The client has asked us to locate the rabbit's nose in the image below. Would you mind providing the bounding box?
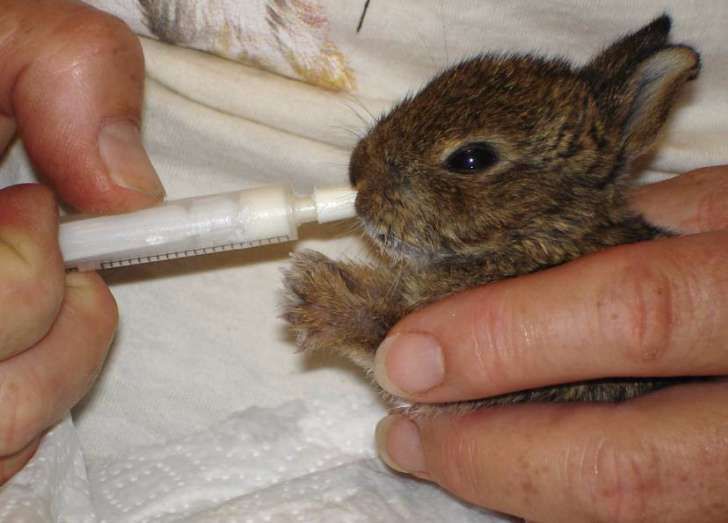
[349,163,361,187]
[348,140,369,188]
[387,163,403,181]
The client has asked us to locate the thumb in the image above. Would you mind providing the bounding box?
[1,0,164,213]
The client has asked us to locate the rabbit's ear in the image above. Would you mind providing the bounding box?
[615,45,699,158]
[585,15,673,85]
[582,15,700,159]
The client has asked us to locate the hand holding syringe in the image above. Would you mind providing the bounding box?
[60,185,357,271]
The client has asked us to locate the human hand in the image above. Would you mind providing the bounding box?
[374,165,728,522]
[0,0,163,482]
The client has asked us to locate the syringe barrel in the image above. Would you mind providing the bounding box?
[60,185,299,271]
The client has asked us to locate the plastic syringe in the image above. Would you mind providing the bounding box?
[59,185,357,272]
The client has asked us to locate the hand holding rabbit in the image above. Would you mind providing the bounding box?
[376,165,728,522]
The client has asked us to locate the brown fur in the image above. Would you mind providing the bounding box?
[282,16,701,414]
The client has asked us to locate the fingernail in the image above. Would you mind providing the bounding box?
[375,333,445,396]
[99,121,165,198]
[375,415,426,475]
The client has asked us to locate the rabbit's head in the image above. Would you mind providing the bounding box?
[350,15,699,265]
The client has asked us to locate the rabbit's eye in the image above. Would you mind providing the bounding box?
[444,143,498,174]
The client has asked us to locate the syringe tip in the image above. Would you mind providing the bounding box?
[313,186,357,224]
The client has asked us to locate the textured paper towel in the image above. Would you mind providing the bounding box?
[2,404,505,523]
[0,2,727,522]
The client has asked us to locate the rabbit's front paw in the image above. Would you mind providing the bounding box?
[281,250,386,368]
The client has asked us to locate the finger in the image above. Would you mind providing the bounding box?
[0,184,65,360]
[377,382,728,522]
[0,115,15,153]
[0,0,163,213]
[374,231,728,402]
[0,437,39,485]
[0,271,117,456]
[631,165,728,234]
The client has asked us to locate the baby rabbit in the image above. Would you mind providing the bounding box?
[282,15,700,413]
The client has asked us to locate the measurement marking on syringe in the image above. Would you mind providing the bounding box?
[60,185,357,272]
[97,235,291,270]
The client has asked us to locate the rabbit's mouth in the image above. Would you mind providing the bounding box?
[360,220,429,263]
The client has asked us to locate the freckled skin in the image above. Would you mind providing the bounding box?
[282,16,702,414]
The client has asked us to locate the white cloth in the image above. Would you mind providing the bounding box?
[0,1,726,521]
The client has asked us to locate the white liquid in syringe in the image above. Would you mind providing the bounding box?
[59,185,357,272]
